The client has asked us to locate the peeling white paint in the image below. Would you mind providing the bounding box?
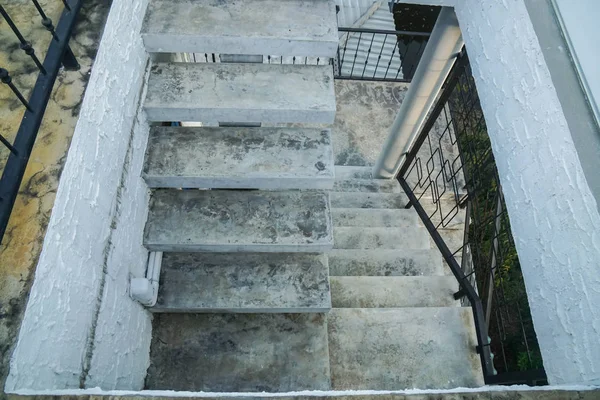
[5,0,152,391]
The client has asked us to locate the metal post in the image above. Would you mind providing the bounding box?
[373,7,464,178]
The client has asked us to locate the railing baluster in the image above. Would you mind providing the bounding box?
[61,0,71,11]
[0,68,32,112]
[0,134,18,156]
[0,5,46,74]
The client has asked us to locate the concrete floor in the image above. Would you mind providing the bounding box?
[0,0,112,390]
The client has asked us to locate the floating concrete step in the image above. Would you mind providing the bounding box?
[328,249,444,277]
[334,166,373,179]
[143,126,334,189]
[152,252,331,313]
[327,308,485,389]
[141,0,338,56]
[330,192,409,209]
[333,227,429,250]
[144,62,336,123]
[332,208,417,227]
[144,190,333,252]
[333,179,401,193]
[147,313,331,391]
[330,276,458,308]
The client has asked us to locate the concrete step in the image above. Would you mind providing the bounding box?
[330,276,458,308]
[335,166,373,179]
[143,126,334,189]
[333,227,429,250]
[141,0,338,57]
[328,249,444,277]
[330,192,409,209]
[152,252,331,313]
[327,308,485,389]
[144,190,333,252]
[333,179,401,193]
[332,208,417,227]
[147,313,331,391]
[144,62,336,123]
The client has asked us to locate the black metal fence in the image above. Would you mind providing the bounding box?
[396,50,547,385]
[0,1,81,244]
[334,27,429,82]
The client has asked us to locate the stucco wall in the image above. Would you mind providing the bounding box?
[5,0,152,391]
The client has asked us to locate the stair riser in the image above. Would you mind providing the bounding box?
[328,250,444,276]
[333,228,429,250]
[332,209,416,227]
[330,192,409,209]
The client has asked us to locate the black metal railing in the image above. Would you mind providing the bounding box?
[396,49,547,385]
[333,27,429,82]
[0,1,81,244]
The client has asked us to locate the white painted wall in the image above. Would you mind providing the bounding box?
[552,0,600,126]
[5,0,152,391]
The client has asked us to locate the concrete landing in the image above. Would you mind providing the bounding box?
[144,190,333,252]
[330,276,458,308]
[141,0,338,56]
[327,308,485,389]
[330,192,409,209]
[333,227,429,250]
[332,208,417,227]
[147,313,331,391]
[328,249,445,277]
[143,126,334,189]
[152,253,331,312]
[333,179,401,193]
[144,62,336,123]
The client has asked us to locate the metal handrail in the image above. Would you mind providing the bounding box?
[0,1,82,244]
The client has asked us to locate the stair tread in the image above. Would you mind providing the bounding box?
[328,307,485,390]
[332,208,417,227]
[141,0,338,56]
[333,179,401,193]
[152,252,331,312]
[334,166,373,179]
[147,313,331,391]
[333,226,429,250]
[144,190,333,252]
[144,126,334,189]
[330,276,458,308]
[144,62,336,123]
[328,249,445,276]
[330,192,409,209]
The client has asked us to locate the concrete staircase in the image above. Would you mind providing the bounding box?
[137,0,484,392]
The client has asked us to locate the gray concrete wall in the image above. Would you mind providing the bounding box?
[524,0,600,214]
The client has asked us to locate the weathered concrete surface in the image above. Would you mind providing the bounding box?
[332,208,417,227]
[330,276,458,308]
[144,63,336,123]
[328,249,445,277]
[141,0,338,56]
[333,227,429,250]
[144,190,333,252]
[327,308,484,389]
[332,80,408,166]
[335,165,373,179]
[0,0,111,391]
[146,313,331,391]
[333,179,401,193]
[144,126,334,189]
[7,389,600,400]
[330,192,408,209]
[152,253,331,312]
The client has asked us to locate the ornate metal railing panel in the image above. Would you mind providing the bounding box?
[397,50,547,385]
[0,0,81,244]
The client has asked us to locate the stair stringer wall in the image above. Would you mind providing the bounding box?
[5,0,153,392]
